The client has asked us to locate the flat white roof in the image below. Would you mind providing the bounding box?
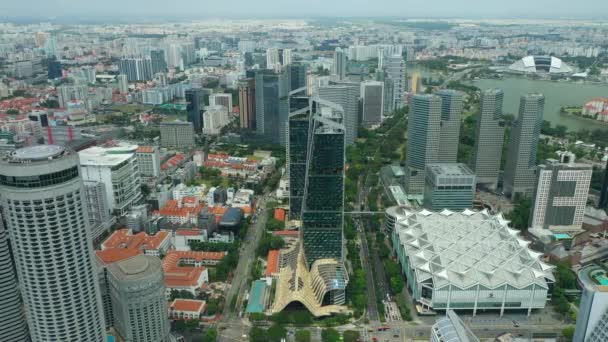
[394,209,555,290]
[79,146,134,167]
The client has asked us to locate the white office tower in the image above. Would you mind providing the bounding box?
[318,81,360,146]
[530,153,592,233]
[84,180,113,243]
[332,47,347,80]
[266,48,280,70]
[360,80,384,127]
[107,255,170,342]
[203,105,230,135]
[282,48,293,66]
[386,54,406,109]
[431,310,479,342]
[0,145,106,342]
[0,214,29,341]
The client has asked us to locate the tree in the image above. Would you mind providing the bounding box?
[562,326,575,342]
[321,328,340,342]
[249,327,266,342]
[295,330,311,342]
[267,324,287,342]
[343,330,360,342]
[270,236,285,249]
[506,198,531,231]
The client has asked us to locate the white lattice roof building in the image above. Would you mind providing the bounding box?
[391,208,555,316]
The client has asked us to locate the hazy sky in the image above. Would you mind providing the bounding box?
[2,0,607,19]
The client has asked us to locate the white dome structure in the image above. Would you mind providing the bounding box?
[508,56,573,75]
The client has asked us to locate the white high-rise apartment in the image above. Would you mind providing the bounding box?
[136,146,161,178]
[203,105,230,135]
[282,48,293,66]
[79,146,142,215]
[0,145,106,342]
[266,48,280,70]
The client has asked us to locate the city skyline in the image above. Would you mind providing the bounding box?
[2,0,608,20]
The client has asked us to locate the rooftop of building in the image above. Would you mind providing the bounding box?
[433,310,479,342]
[102,229,169,251]
[578,264,608,291]
[266,250,280,276]
[96,248,143,265]
[106,254,162,281]
[170,299,206,313]
[136,146,156,154]
[3,144,73,164]
[393,208,555,289]
[79,146,134,167]
[426,163,475,177]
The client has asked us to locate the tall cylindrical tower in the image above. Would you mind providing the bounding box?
[0,213,29,341]
[0,145,106,342]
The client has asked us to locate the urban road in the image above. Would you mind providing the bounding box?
[218,194,269,342]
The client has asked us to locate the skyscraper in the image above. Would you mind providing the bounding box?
[332,47,347,80]
[238,78,256,129]
[404,94,441,197]
[470,89,506,189]
[318,81,360,145]
[288,63,308,92]
[375,69,395,115]
[360,80,384,127]
[288,117,309,219]
[117,74,129,94]
[0,145,106,342]
[255,69,290,145]
[107,255,170,342]
[266,48,280,70]
[47,58,62,79]
[150,49,167,74]
[386,54,406,110]
[503,94,545,200]
[282,48,293,66]
[295,98,348,304]
[599,158,608,209]
[119,56,153,82]
[575,265,608,342]
[185,88,204,132]
[436,89,463,163]
[0,214,29,342]
[530,153,592,233]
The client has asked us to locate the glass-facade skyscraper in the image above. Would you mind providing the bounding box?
[404,94,442,196]
[301,115,345,267]
[470,88,506,189]
[255,70,290,145]
[185,88,204,132]
[503,93,545,200]
[436,89,463,163]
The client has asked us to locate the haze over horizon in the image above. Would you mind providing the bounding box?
[2,0,608,21]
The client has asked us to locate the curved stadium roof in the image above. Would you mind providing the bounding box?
[508,56,573,74]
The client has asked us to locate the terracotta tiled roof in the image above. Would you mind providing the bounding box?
[136,146,155,153]
[171,299,206,313]
[95,248,142,265]
[265,249,280,276]
[102,229,169,251]
[272,230,299,237]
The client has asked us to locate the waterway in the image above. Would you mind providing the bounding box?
[468,77,608,132]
